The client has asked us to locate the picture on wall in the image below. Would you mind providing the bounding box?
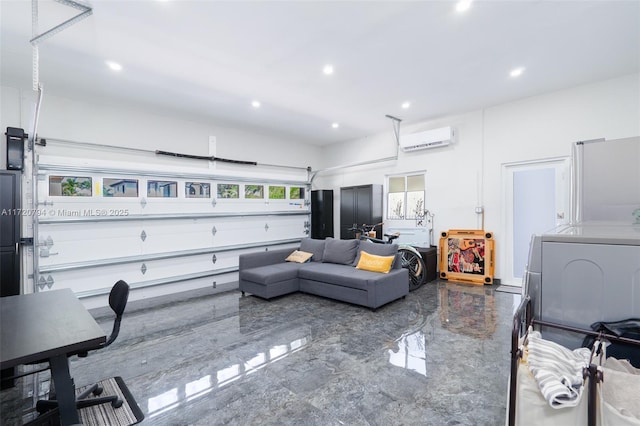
[103,178,139,197]
[148,180,178,198]
[438,229,495,285]
[245,185,264,199]
[289,187,305,199]
[49,176,92,197]
[217,184,239,199]
[268,186,286,199]
[186,182,211,198]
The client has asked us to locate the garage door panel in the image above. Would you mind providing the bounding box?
[38,221,143,265]
[212,216,307,246]
[140,219,216,254]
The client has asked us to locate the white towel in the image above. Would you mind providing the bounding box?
[526,331,591,408]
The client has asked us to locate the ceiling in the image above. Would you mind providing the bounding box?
[1,1,639,145]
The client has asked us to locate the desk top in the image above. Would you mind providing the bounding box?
[1,289,106,369]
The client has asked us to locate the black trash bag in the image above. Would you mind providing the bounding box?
[582,319,640,368]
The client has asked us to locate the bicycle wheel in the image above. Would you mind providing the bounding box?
[398,248,427,291]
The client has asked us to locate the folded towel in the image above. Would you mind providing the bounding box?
[526,331,591,409]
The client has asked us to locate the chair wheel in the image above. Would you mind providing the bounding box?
[93,385,103,396]
[112,399,123,409]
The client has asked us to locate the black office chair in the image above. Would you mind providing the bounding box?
[36,280,130,414]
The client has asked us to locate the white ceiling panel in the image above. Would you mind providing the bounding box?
[1,0,639,145]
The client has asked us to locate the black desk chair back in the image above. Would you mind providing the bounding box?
[36,280,130,415]
[102,279,129,348]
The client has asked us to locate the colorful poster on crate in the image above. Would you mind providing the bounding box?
[446,237,486,275]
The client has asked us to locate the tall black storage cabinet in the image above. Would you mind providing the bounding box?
[1,170,20,297]
[311,190,334,239]
[340,184,382,240]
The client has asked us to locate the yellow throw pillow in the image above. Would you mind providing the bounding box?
[285,250,313,263]
[355,250,395,273]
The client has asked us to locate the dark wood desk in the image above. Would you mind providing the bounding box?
[1,289,106,425]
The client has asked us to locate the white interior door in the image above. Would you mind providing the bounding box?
[502,157,570,286]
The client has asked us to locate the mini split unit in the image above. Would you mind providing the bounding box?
[399,126,454,152]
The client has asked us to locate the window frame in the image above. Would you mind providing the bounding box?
[385,172,426,221]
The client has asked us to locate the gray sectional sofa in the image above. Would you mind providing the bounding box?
[239,237,409,309]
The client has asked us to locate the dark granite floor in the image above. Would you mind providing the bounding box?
[1,280,521,425]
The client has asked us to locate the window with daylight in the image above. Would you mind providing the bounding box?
[387,174,425,220]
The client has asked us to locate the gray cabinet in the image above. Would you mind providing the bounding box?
[340,184,382,240]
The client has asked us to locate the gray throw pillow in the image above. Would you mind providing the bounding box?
[299,238,326,262]
[322,238,359,265]
[353,242,399,266]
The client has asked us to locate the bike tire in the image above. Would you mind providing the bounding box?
[398,248,427,291]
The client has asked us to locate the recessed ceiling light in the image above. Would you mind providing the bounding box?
[455,0,472,13]
[401,102,411,109]
[105,61,122,71]
[323,64,334,75]
[510,67,526,78]
[251,100,261,108]
[331,123,339,129]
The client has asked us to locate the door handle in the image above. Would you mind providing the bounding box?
[39,248,59,258]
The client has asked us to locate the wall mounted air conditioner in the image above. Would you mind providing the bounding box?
[399,126,454,152]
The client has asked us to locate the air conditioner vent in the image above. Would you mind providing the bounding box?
[400,126,454,152]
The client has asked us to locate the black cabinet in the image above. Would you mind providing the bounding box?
[311,190,333,239]
[1,170,20,297]
[1,170,20,388]
[340,184,382,239]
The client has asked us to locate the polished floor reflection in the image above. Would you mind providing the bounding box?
[1,281,520,425]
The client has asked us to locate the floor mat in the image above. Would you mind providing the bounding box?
[495,285,522,294]
[27,376,144,426]
[78,376,144,426]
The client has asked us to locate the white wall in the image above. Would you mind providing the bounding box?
[313,109,485,239]
[315,73,640,280]
[1,87,321,170]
